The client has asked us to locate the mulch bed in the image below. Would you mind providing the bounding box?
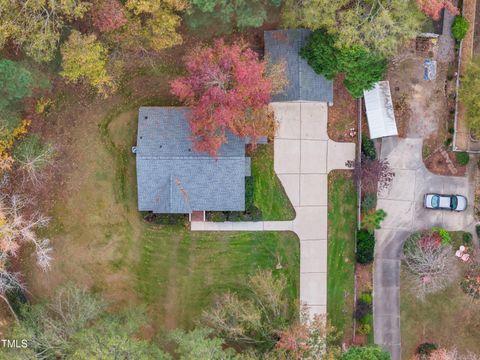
[424,147,467,176]
[328,75,358,142]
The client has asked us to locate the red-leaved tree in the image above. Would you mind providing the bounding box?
[171,39,285,156]
[91,0,128,33]
[416,0,459,20]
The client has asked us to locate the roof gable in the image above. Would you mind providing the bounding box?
[136,107,248,214]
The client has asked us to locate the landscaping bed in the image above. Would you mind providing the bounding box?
[327,76,358,142]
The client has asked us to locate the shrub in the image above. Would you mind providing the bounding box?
[361,209,387,233]
[13,134,55,182]
[451,16,469,42]
[227,212,244,222]
[355,299,372,320]
[362,135,377,160]
[360,291,373,305]
[357,323,371,336]
[207,212,227,222]
[143,213,188,225]
[340,345,390,360]
[455,151,470,165]
[417,342,438,356]
[357,229,375,264]
[463,232,473,247]
[432,227,451,245]
[361,193,377,212]
[461,270,480,299]
[476,224,480,238]
[360,313,373,326]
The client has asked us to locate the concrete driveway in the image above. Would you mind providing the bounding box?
[374,137,476,360]
[192,102,356,319]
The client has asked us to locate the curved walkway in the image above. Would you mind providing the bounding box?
[192,102,355,317]
[374,137,476,360]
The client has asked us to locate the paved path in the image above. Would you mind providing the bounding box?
[192,102,355,317]
[374,137,476,360]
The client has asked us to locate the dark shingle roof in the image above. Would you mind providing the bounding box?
[136,107,248,214]
[264,29,333,103]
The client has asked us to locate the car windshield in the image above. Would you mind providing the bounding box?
[451,196,457,210]
[431,195,439,208]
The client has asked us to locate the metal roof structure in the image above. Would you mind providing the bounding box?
[363,81,398,139]
[264,29,333,103]
[136,107,250,214]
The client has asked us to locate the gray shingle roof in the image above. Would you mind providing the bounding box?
[264,29,333,103]
[136,107,248,214]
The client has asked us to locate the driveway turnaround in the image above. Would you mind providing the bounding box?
[374,137,476,360]
[192,102,355,318]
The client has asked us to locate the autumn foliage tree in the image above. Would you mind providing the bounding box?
[346,154,395,193]
[171,40,285,156]
[91,0,128,32]
[60,31,115,96]
[416,0,459,20]
[122,0,186,51]
[0,0,90,62]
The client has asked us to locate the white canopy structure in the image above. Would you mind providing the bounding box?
[363,81,398,139]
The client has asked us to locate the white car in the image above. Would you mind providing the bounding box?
[424,193,467,212]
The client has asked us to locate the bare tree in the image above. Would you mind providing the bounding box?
[403,235,458,300]
[0,195,53,322]
[0,195,53,270]
[429,347,480,360]
[201,269,291,349]
[0,270,24,322]
[346,154,395,193]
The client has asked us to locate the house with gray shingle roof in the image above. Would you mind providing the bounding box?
[135,107,252,215]
[264,29,333,104]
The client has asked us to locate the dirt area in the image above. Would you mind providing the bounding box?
[387,36,465,176]
[424,147,467,176]
[328,75,358,142]
[356,264,373,294]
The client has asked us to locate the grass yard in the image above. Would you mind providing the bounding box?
[22,96,300,332]
[327,171,357,340]
[401,268,480,358]
[250,144,296,221]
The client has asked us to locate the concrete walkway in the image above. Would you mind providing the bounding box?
[374,137,476,360]
[192,102,355,317]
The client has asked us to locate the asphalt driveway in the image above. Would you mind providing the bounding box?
[373,137,476,360]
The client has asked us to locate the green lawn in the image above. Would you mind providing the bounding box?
[250,144,295,221]
[327,171,357,340]
[24,99,299,331]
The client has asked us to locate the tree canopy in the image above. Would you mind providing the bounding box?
[300,29,388,98]
[283,0,425,57]
[416,0,458,20]
[121,0,186,51]
[186,0,281,32]
[0,60,33,111]
[60,31,115,96]
[0,0,90,62]
[171,39,285,156]
[340,345,391,360]
[91,0,128,33]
